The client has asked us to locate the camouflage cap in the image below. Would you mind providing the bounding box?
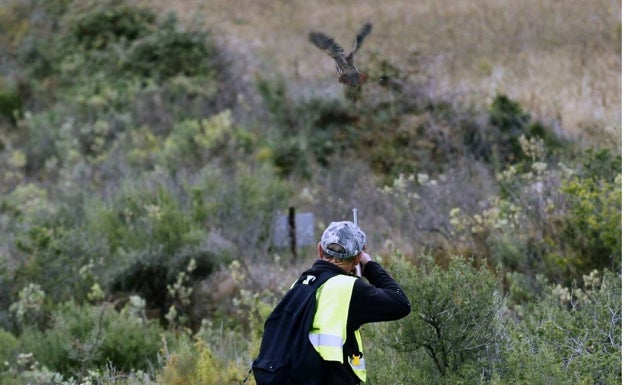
[320,221,366,259]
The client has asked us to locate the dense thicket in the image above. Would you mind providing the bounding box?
[0,1,620,384]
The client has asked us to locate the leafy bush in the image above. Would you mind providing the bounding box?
[8,0,226,178]
[497,270,621,384]
[0,328,19,371]
[93,181,200,255]
[561,149,621,274]
[160,110,254,171]
[126,14,217,80]
[367,257,621,385]
[19,300,165,376]
[450,139,620,286]
[368,254,503,383]
[68,0,156,50]
[463,94,564,166]
[257,78,353,177]
[0,83,23,126]
[12,224,89,304]
[487,94,531,160]
[8,283,46,330]
[17,111,61,175]
[159,338,244,385]
[42,0,158,84]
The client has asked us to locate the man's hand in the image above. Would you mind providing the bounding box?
[359,251,372,270]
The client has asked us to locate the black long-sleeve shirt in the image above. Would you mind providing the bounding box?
[306,259,411,384]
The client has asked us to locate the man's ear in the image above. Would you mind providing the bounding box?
[317,243,324,258]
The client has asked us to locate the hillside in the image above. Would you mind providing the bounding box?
[0,1,621,384]
[141,0,621,140]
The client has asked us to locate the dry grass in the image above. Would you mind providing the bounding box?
[133,0,621,145]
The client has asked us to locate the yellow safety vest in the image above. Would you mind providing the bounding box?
[308,274,366,383]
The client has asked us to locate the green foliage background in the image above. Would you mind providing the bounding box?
[0,1,620,384]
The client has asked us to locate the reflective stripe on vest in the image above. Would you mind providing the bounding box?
[309,274,366,382]
[351,330,366,382]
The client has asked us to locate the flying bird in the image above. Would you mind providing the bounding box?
[309,23,372,87]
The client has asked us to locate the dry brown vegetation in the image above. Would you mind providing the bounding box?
[136,0,621,144]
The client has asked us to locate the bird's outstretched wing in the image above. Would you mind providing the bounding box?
[309,32,348,69]
[350,22,372,58]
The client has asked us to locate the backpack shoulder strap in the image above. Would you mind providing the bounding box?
[294,270,339,291]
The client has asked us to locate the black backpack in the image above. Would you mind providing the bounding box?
[252,270,338,385]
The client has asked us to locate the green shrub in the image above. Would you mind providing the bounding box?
[561,149,621,274]
[9,203,101,305]
[84,177,202,256]
[10,0,223,156]
[0,328,19,371]
[126,14,217,80]
[489,94,530,137]
[17,111,61,175]
[41,0,157,83]
[462,94,563,167]
[19,300,165,376]
[189,164,291,256]
[256,78,324,177]
[305,99,360,167]
[2,1,69,84]
[498,270,621,384]
[160,110,253,171]
[271,138,310,178]
[369,254,503,383]
[0,84,23,126]
[450,140,620,287]
[68,0,156,50]
[8,283,46,331]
